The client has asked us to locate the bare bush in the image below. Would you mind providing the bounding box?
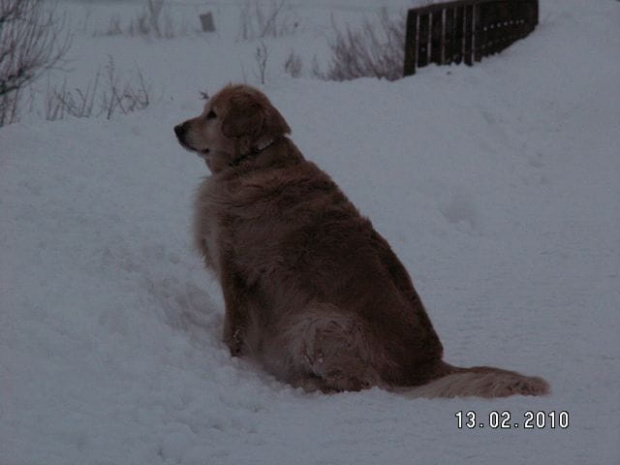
[127,0,175,39]
[238,0,300,41]
[0,0,71,126]
[76,6,93,35]
[98,0,178,39]
[100,57,150,119]
[103,14,123,37]
[45,74,99,120]
[253,41,269,85]
[283,51,302,78]
[315,8,406,82]
[45,57,151,121]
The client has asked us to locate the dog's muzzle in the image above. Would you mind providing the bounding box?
[174,122,189,143]
[174,122,203,155]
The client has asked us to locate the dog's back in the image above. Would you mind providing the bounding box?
[195,137,448,392]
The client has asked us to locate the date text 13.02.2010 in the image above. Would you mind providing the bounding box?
[455,411,569,430]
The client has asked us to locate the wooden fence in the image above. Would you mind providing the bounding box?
[404,0,538,76]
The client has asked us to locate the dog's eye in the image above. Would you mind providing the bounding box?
[207,110,217,120]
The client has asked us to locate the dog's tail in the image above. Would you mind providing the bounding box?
[395,362,550,399]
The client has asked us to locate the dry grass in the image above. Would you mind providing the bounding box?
[237,0,300,41]
[283,51,303,78]
[315,8,406,82]
[97,0,180,39]
[45,57,151,121]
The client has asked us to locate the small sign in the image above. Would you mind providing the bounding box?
[200,12,215,32]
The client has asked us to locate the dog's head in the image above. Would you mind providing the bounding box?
[174,84,291,173]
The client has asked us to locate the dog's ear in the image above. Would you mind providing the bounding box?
[221,92,290,155]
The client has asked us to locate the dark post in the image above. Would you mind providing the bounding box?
[430,10,444,65]
[404,10,418,76]
[453,5,464,65]
[199,12,215,32]
[464,4,474,66]
[474,2,485,61]
[444,7,454,65]
[418,12,431,69]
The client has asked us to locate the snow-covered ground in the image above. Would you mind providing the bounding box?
[1,1,619,464]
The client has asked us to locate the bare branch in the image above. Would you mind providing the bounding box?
[1,0,71,125]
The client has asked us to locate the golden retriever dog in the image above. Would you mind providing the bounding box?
[174,84,549,397]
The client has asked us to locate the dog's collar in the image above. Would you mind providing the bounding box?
[228,137,279,167]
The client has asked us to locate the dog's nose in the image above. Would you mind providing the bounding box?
[174,122,188,139]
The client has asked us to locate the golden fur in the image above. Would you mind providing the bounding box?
[174,84,549,397]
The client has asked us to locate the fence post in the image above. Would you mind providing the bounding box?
[453,5,464,65]
[418,12,431,69]
[464,4,474,66]
[444,7,454,65]
[474,2,484,62]
[430,9,444,65]
[404,10,418,76]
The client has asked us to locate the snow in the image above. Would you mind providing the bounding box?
[1,0,619,464]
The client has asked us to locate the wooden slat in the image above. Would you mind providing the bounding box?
[418,12,431,68]
[464,4,474,66]
[444,8,454,65]
[430,10,444,65]
[474,2,484,61]
[404,10,418,76]
[492,1,514,54]
[452,5,464,65]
